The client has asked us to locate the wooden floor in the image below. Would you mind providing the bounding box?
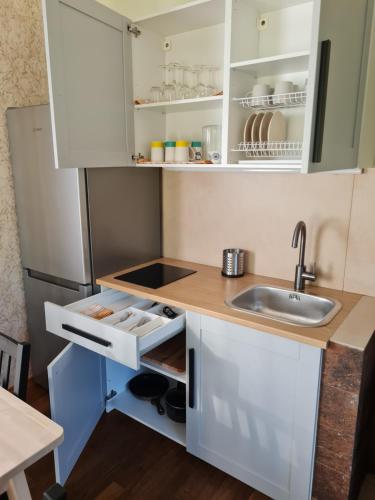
[25,380,269,500]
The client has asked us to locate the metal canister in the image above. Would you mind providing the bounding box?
[222,249,245,278]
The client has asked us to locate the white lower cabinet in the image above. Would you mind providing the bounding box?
[45,297,321,498]
[186,312,322,500]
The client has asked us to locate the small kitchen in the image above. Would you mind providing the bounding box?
[1,1,375,500]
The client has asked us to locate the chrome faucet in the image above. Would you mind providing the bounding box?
[291,221,316,292]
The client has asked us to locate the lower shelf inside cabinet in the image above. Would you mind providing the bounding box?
[106,387,186,447]
[141,331,186,384]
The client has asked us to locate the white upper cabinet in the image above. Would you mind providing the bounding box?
[226,0,375,172]
[42,0,134,168]
[302,0,374,172]
[42,0,375,172]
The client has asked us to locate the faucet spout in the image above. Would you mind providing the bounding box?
[291,221,306,268]
[291,221,316,292]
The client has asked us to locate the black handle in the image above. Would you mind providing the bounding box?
[62,324,112,347]
[189,348,195,409]
[151,398,165,415]
[312,39,331,163]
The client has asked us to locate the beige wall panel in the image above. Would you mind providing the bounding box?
[163,171,354,290]
[344,169,375,296]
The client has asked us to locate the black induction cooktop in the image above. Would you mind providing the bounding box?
[115,263,196,289]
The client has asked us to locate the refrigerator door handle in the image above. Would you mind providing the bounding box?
[25,269,91,294]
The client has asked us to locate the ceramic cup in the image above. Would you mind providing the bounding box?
[273,81,294,104]
[252,83,272,106]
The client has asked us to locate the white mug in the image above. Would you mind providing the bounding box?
[251,83,271,106]
[273,81,294,104]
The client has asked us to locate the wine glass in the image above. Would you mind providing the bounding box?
[163,84,176,102]
[150,86,162,103]
[206,66,220,96]
[178,66,193,99]
[191,65,207,97]
[160,64,172,100]
[173,63,187,99]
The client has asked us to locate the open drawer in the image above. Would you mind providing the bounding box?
[45,289,185,370]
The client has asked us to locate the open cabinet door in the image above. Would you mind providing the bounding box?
[302,0,374,173]
[42,0,134,168]
[48,343,106,484]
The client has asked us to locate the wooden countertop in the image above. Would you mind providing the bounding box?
[97,258,362,349]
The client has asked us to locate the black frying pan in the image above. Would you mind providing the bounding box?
[128,373,169,415]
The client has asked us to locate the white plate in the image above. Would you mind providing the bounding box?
[267,111,287,142]
[243,112,257,143]
[251,112,264,143]
[259,111,273,143]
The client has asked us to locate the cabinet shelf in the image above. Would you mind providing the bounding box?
[233,91,307,110]
[106,387,186,446]
[136,163,301,172]
[230,51,310,76]
[134,95,223,113]
[141,332,186,384]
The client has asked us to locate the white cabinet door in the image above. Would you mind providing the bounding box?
[48,343,106,484]
[303,0,374,172]
[187,313,322,500]
[42,0,134,168]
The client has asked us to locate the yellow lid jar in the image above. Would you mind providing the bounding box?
[150,141,164,163]
[175,140,189,163]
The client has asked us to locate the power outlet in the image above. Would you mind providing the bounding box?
[163,38,172,51]
[257,16,269,31]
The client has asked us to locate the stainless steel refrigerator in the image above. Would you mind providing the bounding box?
[7,104,161,387]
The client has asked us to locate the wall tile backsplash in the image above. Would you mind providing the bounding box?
[163,169,375,296]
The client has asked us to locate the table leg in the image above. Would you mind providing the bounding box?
[7,471,32,500]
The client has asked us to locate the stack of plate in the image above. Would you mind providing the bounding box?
[243,110,287,145]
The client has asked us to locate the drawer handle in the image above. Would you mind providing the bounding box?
[62,324,112,347]
[312,39,331,163]
[189,348,195,409]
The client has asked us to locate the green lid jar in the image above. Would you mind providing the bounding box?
[164,141,176,162]
[190,141,202,161]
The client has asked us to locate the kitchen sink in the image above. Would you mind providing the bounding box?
[226,285,342,327]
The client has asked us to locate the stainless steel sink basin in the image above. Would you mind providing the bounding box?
[226,285,342,327]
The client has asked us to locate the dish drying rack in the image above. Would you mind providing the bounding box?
[233,91,307,110]
[232,141,303,159]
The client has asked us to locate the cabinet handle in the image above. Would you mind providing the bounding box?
[62,324,112,347]
[189,348,195,409]
[312,39,331,163]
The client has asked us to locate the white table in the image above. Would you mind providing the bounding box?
[0,387,63,499]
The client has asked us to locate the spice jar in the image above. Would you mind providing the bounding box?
[151,141,164,163]
[164,141,176,162]
[175,140,189,163]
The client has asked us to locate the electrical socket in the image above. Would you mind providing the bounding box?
[163,39,172,51]
[257,16,269,31]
